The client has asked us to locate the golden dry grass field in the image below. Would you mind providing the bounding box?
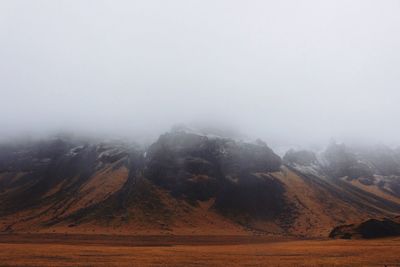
[0,234,399,266]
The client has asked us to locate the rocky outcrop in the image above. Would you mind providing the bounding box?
[145,130,285,219]
[283,149,318,166]
[330,217,400,239]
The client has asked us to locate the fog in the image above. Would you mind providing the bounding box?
[1,1,400,149]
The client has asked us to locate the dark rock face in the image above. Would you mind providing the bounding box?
[214,173,286,220]
[219,139,282,174]
[355,145,400,176]
[145,131,286,218]
[144,132,221,201]
[323,143,373,179]
[329,217,400,239]
[145,132,281,183]
[283,149,318,166]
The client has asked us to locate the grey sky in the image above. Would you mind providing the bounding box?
[1,0,400,148]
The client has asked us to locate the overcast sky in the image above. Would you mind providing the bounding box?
[1,0,400,148]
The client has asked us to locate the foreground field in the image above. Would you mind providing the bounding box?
[0,234,399,266]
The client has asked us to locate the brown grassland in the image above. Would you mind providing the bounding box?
[0,234,399,266]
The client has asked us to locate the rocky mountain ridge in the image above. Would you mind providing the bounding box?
[0,130,399,237]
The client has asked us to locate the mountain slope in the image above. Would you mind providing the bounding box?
[0,132,399,237]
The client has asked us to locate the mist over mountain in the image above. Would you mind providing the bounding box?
[1,1,400,149]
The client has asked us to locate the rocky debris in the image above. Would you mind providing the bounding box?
[329,217,400,239]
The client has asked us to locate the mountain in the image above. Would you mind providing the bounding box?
[0,130,399,237]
